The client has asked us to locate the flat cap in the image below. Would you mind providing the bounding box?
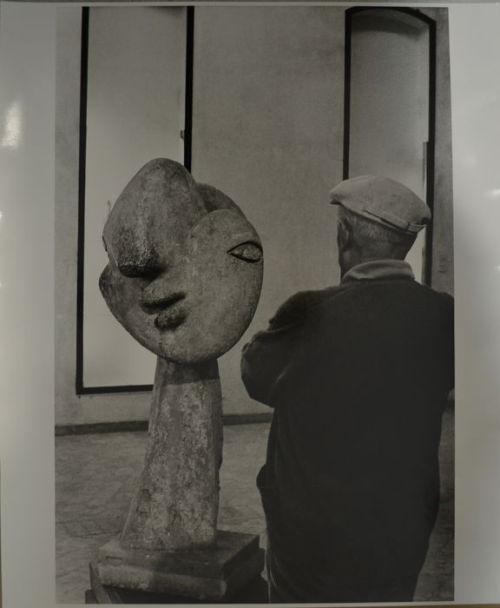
[329,175,431,235]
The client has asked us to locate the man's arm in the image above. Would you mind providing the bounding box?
[240,290,321,407]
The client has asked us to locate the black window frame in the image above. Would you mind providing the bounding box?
[343,7,436,286]
[75,6,195,395]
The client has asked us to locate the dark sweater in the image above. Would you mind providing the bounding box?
[241,263,454,601]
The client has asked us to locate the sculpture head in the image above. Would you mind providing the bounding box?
[99,159,263,364]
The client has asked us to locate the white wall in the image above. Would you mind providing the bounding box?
[192,6,345,415]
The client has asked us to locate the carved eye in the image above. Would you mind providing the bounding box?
[228,241,262,263]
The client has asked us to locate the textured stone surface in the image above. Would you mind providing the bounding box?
[99,158,264,364]
[88,562,268,604]
[120,359,222,551]
[95,531,264,599]
[96,159,264,573]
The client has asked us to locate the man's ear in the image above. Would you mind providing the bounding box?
[337,219,351,253]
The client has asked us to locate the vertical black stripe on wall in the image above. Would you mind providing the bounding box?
[75,7,89,394]
[184,7,194,171]
[343,12,352,181]
[424,17,437,286]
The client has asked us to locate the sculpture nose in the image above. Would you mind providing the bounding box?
[119,261,163,280]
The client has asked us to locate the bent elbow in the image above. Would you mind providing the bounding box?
[240,356,274,408]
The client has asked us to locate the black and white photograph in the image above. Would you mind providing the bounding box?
[50,4,455,604]
[6,0,500,606]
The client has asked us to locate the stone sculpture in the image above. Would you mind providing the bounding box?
[93,159,264,599]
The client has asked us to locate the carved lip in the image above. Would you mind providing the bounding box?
[141,292,185,314]
[141,292,187,331]
[155,308,187,331]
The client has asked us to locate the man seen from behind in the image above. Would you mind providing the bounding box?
[241,175,454,603]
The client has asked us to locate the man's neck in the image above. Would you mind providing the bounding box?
[341,259,414,283]
[340,253,405,277]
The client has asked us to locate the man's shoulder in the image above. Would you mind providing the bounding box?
[411,282,454,310]
[270,280,453,328]
[354,276,454,305]
[270,284,350,327]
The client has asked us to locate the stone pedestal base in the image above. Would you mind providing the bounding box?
[89,530,266,603]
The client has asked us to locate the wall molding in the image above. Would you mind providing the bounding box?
[55,412,272,436]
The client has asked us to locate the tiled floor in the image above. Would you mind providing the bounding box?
[56,412,453,603]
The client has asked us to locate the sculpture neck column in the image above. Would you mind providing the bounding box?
[120,357,223,552]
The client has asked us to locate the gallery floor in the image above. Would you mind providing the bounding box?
[56,411,454,604]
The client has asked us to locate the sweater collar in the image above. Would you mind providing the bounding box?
[341,259,415,284]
